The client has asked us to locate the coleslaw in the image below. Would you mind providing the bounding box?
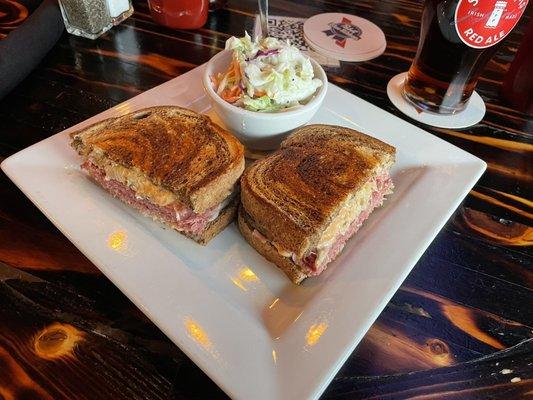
[211,33,323,112]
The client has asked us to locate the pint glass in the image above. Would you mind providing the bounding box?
[403,0,529,114]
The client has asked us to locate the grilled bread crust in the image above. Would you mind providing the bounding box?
[238,207,307,284]
[240,124,395,258]
[71,106,245,213]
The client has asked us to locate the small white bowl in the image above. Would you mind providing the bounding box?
[203,50,328,150]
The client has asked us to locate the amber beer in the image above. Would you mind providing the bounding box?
[403,0,529,114]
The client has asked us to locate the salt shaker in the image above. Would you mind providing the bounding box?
[107,0,134,25]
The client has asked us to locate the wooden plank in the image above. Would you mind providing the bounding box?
[327,339,533,399]
[0,279,174,399]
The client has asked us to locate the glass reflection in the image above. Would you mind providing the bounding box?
[184,317,212,349]
[230,266,260,291]
[107,229,128,252]
[306,322,328,347]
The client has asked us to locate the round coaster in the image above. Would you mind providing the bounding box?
[387,72,486,129]
[303,13,386,62]
[304,32,386,62]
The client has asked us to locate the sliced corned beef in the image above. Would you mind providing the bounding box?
[83,161,225,235]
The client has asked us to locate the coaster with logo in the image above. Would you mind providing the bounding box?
[303,13,386,62]
[387,72,486,129]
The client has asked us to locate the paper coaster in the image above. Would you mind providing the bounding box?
[304,32,386,62]
[303,13,386,62]
[387,72,486,129]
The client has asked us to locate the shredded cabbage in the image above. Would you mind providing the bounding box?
[211,33,323,112]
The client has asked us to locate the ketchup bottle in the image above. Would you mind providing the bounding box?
[148,0,209,30]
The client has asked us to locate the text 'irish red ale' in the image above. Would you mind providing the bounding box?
[403,0,529,114]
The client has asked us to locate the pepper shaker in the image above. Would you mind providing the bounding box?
[58,0,133,39]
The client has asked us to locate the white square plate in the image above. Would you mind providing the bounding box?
[1,65,486,400]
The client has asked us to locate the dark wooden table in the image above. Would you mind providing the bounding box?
[1,0,532,399]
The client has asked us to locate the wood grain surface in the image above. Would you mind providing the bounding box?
[0,0,531,399]
[0,0,28,39]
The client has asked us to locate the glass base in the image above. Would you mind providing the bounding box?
[401,86,468,116]
[64,24,113,39]
[387,72,486,129]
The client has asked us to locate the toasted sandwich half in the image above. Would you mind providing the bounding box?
[239,124,395,284]
[71,106,245,244]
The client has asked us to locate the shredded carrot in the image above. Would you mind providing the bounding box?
[232,57,241,80]
[220,90,236,102]
[217,71,232,95]
[211,56,245,101]
[254,90,266,97]
[220,85,243,103]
